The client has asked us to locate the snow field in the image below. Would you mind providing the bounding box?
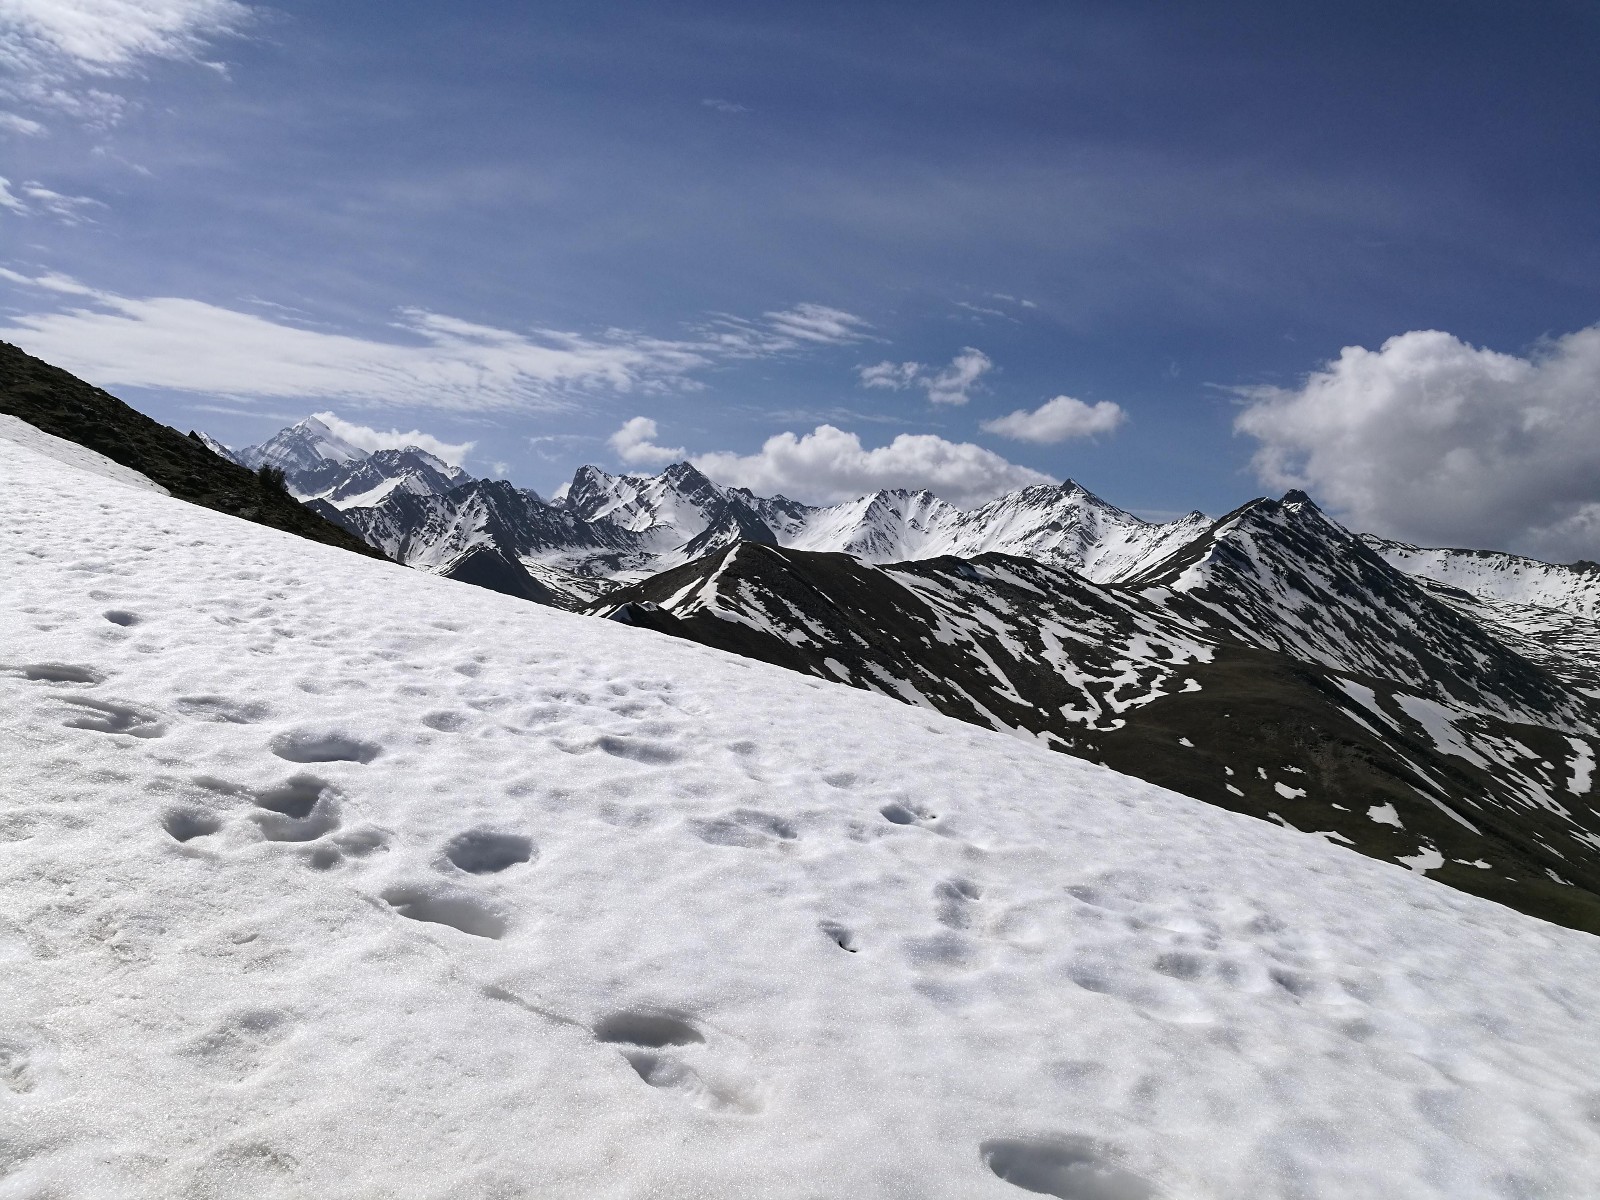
[2,431,1600,1199]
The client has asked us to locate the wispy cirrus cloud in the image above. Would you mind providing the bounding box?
[701,98,749,114]
[0,268,872,414]
[0,176,104,223]
[859,347,992,406]
[0,0,254,130]
[700,303,873,356]
[308,412,475,467]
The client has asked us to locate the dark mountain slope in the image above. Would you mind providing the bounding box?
[592,540,1600,934]
[0,341,384,559]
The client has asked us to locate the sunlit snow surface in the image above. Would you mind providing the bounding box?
[3,431,1600,1200]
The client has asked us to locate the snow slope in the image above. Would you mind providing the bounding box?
[0,413,168,496]
[1365,535,1600,621]
[3,431,1600,1199]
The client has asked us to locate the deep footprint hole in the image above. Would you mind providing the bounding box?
[164,808,222,843]
[382,887,507,939]
[820,921,859,953]
[980,1137,1155,1200]
[22,663,103,684]
[254,775,330,820]
[271,731,381,764]
[445,830,535,874]
[102,610,138,627]
[592,1011,704,1048]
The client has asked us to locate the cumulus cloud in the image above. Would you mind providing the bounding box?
[1235,325,1600,560]
[309,412,474,468]
[608,416,685,467]
[981,394,1126,443]
[691,423,1052,507]
[858,348,992,406]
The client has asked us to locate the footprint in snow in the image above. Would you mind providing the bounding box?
[382,884,508,939]
[934,877,983,930]
[880,801,937,826]
[176,695,270,724]
[980,1135,1156,1200]
[596,734,683,765]
[592,1010,761,1114]
[59,697,166,738]
[443,829,535,874]
[690,809,798,849]
[181,1008,293,1081]
[12,662,105,683]
[820,920,860,953]
[0,1029,55,1096]
[163,807,223,844]
[102,610,139,627]
[270,730,381,764]
[251,775,341,843]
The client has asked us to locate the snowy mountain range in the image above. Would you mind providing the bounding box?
[214,417,1213,604]
[188,414,1600,934]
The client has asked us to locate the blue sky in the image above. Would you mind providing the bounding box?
[4,2,1600,553]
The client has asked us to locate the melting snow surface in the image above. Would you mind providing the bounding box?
[3,432,1600,1198]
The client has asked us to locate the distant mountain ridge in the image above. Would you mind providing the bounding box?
[212,416,1214,605]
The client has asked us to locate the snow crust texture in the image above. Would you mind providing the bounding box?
[4,433,1600,1199]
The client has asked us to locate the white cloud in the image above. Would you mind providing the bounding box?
[0,269,868,418]
[701,98,749,114]
[859,360,920,390]
[0,178,105,223]
[0,110,43,135]
[702,303,871,356]
[1235,325,1600,560]
[692,423,1052,507]
[0,269,716,411]
[981,394,1126,443]
[858,347,992,406]
[308,412,474,468]
[0,0,253,128]
[608,416,685,467]
[766,303,870,345]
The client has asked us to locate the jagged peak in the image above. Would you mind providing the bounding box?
[659,460,715,487]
